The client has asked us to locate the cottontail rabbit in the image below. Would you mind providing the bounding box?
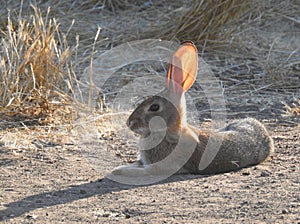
[111,41,274,177]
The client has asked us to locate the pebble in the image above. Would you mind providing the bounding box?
[242,171,250,176]
[260,171,270,177]
[26,214,37,219]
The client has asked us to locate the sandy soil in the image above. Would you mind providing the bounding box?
[0,119,299,223]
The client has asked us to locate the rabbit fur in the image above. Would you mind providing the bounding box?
[111,41,274,177]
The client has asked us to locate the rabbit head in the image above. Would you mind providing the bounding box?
[127,41,198,137]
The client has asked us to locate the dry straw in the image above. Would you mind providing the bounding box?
[164,0,251,49]
[0,6,78,125]
[0,0,299,127]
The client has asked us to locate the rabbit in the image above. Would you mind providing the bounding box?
[111,41,274,177]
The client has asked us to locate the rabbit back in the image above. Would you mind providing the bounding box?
[183,118,274,174]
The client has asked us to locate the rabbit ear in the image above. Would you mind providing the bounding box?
[167,41,198,94]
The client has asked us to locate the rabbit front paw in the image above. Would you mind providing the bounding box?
[111,164,147,177]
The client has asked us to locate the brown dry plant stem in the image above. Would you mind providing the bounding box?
[0,6,77,124]
[169,0,251,49]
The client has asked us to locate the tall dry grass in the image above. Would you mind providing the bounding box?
[168,0,251,49]
[0,1,298,126]
[0,6,78,124]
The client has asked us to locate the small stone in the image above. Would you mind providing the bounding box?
[26,214,37,219]
[241,201,249,206]
[282,209,289,214]
[242,171,250,176]
[260,171,270,177]
[4,188,14,192]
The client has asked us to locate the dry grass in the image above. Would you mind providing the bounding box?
[0,0,299,129]
[167,0,251,49]
[166,0,299,110]
[284,99,300,117]
[0,6,78,125]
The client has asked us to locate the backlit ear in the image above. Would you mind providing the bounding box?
[167,41,198,94]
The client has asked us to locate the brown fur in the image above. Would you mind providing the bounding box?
[131,117,274,175]
[111,42,274,177]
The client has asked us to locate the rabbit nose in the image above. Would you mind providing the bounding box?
[126,119,130,127]
[127,119,138,130]
[127,119,133,128]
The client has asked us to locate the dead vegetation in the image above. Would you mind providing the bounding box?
[0,0,299,141]
[166,0,252,49]
[284,99,300,117]
[0,6,79,125]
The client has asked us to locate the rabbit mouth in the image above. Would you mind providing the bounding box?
[131,127,151,137]
[127,120,149,136]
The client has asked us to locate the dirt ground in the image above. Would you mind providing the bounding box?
[1,1,300,223]
[0,121,299,223]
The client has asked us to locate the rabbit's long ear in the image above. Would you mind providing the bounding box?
[167,41,198,94]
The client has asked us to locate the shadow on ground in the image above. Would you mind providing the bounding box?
[0,175,203,221]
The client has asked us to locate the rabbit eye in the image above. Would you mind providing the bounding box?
[149,104,160,112]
